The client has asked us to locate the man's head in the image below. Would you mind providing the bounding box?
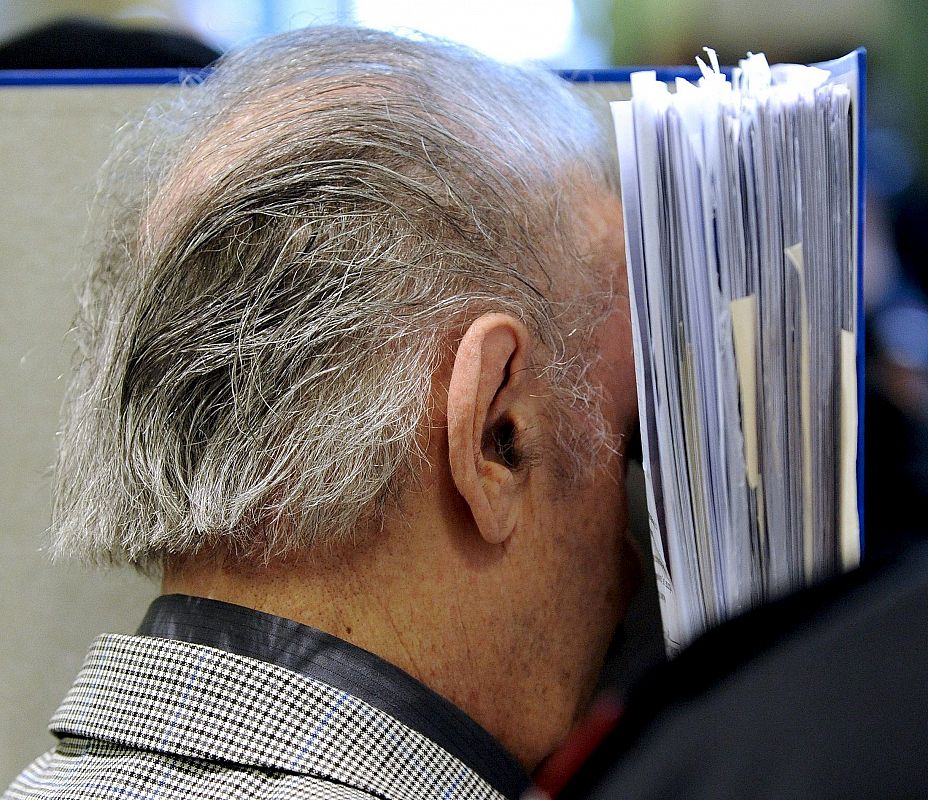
[54,26,638,767]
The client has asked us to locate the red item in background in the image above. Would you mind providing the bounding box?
[528,692,624,799]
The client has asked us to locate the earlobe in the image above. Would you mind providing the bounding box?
[446,313,532,546]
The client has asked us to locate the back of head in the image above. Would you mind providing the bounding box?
[53,25,618,572]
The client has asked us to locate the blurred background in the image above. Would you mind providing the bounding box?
[2,0,927,787]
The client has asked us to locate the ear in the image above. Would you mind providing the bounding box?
[446,313,534,545]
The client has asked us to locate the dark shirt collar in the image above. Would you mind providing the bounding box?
[138,594,530,800]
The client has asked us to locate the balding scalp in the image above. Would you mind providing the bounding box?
[53,26,618,571]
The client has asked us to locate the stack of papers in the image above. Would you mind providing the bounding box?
[612,50,863,653]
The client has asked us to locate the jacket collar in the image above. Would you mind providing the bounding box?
[136,594,529,798]
[51,633,511,800]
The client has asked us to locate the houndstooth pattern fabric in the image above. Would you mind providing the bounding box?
[4,634,509,800]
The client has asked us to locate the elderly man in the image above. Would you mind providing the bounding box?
[5,25,638,800]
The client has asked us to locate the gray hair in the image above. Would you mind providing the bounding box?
[52,26,619,572]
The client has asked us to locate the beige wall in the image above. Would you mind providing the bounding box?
[0,84,169,786]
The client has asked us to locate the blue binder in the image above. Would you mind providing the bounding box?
[600,51,866,651]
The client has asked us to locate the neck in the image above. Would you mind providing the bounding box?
[162,516,581,771]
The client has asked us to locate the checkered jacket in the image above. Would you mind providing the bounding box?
[4,634,509,800]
